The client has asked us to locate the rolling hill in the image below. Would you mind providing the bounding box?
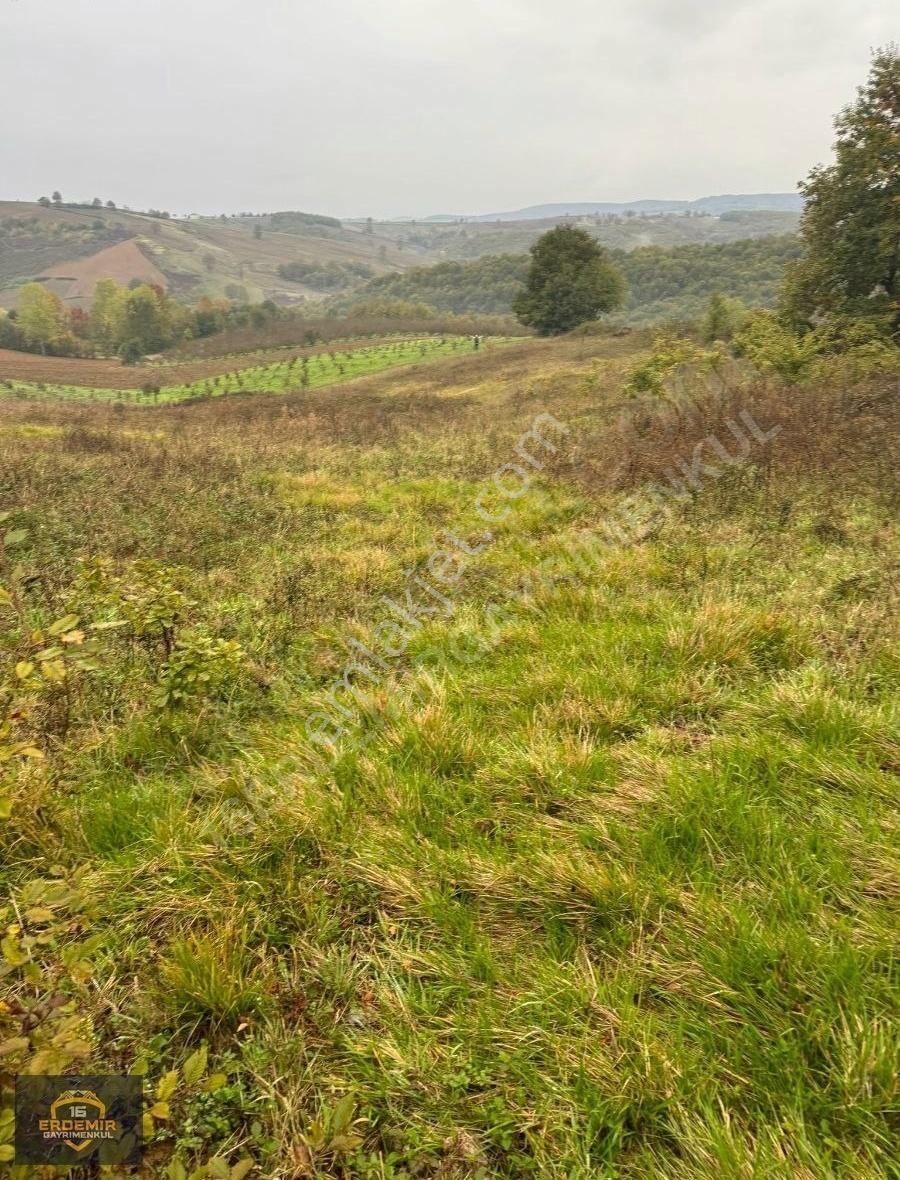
[0,201,407,309]
[0,197,801,313]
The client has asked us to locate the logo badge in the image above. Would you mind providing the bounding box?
[13,1075,142,1165]
[48,1088,111,1153]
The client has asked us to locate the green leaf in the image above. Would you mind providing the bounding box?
[331,1093,355,1134]
[40,659,67,683]
[23,906,54,923]
[4,529,28,547]
[330,1132,363,1152]
[48,614,80,636]
[183,1043,208,1086]
[230,1160,255,1180]
[1,935,27,967]
[156,1068,179,1101]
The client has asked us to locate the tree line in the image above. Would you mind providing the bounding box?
[0,281,285,362]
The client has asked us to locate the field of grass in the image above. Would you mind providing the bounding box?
[0,336,515,405]
[1,334,897,1178]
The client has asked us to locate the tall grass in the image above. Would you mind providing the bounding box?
[0,333,897,1177]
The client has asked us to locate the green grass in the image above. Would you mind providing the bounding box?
[0,335,515,405]
[1,335,897,1178]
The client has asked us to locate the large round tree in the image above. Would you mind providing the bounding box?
[781,46,900,334]
[513,225,626,335]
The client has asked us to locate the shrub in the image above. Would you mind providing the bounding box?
[158,633,246,709]
[624,333,726,396]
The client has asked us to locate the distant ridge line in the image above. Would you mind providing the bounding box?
[422,193,803,222]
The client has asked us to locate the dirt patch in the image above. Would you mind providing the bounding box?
[0,350,136,387]
[38,239,168,307]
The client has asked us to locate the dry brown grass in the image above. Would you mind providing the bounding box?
[561,371,900,503]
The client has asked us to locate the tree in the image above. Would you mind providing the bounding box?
[119,284,173,356]
[702,293,750,343]
[17,283,68,353]
[513,225,625,335]
[91,197,102,208]
[781,46,900,334]
[51,191,62,205]
[91,279,127,353]
[0,311,24,350]
[37,196,51,208]
[106,200,117,209]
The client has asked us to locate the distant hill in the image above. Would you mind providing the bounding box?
[0,201,407,309]
[0,196,802,311]
[390,209,802,261]
[457,193,803,222]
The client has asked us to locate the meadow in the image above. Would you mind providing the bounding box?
[0,335,514,405]
[1,331,898,1178]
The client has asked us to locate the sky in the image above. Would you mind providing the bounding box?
[0,0,895,219]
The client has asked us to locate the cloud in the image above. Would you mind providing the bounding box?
[0,0,894,217]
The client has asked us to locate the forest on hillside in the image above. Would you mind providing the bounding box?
[334,234,804,323]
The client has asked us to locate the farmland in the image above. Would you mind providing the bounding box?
[0,335,517,404]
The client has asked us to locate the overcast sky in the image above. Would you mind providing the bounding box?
[0,0,895,219]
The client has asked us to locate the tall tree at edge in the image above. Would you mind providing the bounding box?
[781,46,900,334]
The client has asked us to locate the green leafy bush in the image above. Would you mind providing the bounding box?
[158,633,246,709]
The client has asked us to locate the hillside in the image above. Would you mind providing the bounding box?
[0,200,800,313]
[0,201,407,309]
[1,332,897,1178]
[618,234,805,324]
[379,209,801,261]
[333,235,804,322]
[36,239,170,309]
